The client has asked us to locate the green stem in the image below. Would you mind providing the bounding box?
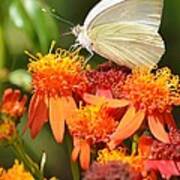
[10,136,44,180]
[0,25,5,95]
[131,134,139,155]
[65,134,80,180]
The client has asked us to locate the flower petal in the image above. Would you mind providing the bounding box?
[96,89,113,98]
[11,89,21,102]
[145,160,180,179]
[63,97,76,119]
[49,97,65,143]
[72,138,81,162]
[83,93,129,108]
[138,136,153,157]
[83,93,105,105]
[2,88,13,102]
[30,96,48,138]
[80,141,90,170]
[164,113,177,129]
[27,94,39,128]
[112,106,136,133]
[106,99,129,108]
[148,115,170,143]
[109,110,145,149]
[20,95,27,108]
[72,146,80,162]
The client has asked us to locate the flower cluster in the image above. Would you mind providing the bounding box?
[0,89,27,143]
[22,45,180,179]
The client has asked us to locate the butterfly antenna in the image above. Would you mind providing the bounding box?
[62,31,73,36]
[41,8,74,27]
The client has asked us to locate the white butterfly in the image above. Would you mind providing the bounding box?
[72,0,165,69]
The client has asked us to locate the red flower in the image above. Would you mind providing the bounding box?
[145,129,180,179]
[26,48,88,142]
[145,160,180,179]
[85,62,130,98]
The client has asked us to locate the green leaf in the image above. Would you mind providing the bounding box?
[22,0,59,52]
[0,25,5,69]
[9,69,32,91]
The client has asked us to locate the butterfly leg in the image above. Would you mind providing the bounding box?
[69,42,81,51]
[84,50,94,64]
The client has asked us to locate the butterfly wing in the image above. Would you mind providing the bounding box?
[84,0,165,68]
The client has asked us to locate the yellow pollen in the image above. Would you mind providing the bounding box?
[120,67,180,113]
[28,48,85,74]
[26,46,89,97]
[67,104,118,144]
[97,149,144,172]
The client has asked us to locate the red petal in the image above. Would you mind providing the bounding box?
[49,97,65,143]
[109,110,145,149]
[138,136,153,157]
[20,95,27,107]
[27,94,39,128]
[96,89,113,98]
[30,96,48,138]
[164,113,177,129]
[80,141,90,170]
[2,88,13,103]
[11,89,21,102]
[145,160,180,179]
[148,115,170,143]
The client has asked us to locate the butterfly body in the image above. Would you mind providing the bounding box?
[72,25,93,54]
[72,0,165,68]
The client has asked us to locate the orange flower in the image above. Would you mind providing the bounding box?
[0,89,27,119]
[109,67,180,149]
[0,160,34,180]
[66,100,127,170]
[26,46,88,143]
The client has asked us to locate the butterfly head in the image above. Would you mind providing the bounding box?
[71,25,83,37]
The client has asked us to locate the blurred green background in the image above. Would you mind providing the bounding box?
[0,0,180,179]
